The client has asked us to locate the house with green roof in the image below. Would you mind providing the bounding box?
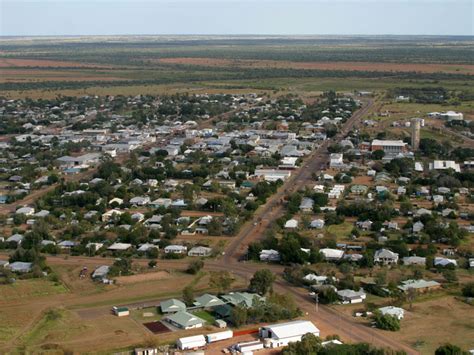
[221,292,264,308]
[165,311,206,329]
[160,299,186,314]
[194,293,225,309]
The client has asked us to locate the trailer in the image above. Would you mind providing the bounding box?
[176,335,206,350]
[236,340,264,352]
[205,330,233,343]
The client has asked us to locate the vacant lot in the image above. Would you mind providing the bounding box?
[158,57,474,75]
[0,279,68,302]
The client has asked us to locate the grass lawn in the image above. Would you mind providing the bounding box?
[326,222,353,239]
[193,310,215,324]
[0,279,68,301]
[130,307,162,323]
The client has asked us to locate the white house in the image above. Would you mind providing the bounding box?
[429,160,461,173]
[320,248,344,261]
[374,249,399,265]
[260,249,281,262]
[164,245,188,254]
[15,206,35,216]
[378,306,404,320]
[337,289,366,304]
[259,320,320,348]
[330,153,344,168]
[177,335,206,351]
[284,219,298,229]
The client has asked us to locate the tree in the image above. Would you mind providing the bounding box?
[435,344,469,355]
[461,282,474,297]
[374,312,400,331]
[187,260,204,275]
[406,287,417,310]
[282,333,322,354]
[108,258,132,277]
[443,269,458,283]
[249,269,275,295]
[209,271,234,293]
[371,150,385,160]
[231,305,248,327]
[182,285,194,306]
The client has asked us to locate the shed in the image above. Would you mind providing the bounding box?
[176,335,206,350]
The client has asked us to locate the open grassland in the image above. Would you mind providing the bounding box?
[0,36,473,98]
[157,57,474,75]
[0,278,68,302]
[393,296,474,354]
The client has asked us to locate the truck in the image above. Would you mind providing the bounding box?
[205,330,233,343]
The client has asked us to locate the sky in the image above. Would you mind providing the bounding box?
[1,0,473,36]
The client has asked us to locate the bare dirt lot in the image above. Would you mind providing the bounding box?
[158,57,474,75]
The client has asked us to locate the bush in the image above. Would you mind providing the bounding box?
[461,282,474,297]
[186,260,204,274]
[374,312,400,331]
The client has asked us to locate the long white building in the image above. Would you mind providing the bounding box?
[259,320,320,348]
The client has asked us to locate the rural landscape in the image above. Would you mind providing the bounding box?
[0,6,473,355]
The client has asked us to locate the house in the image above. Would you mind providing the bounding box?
[7,261,33,273]
[398,279,441,293]
[429,160,461,173]
[284,219,298,229]
[412,221,424,233]
[337,289,367,304]
[310,219,325,229]
[108,243,132,251]
[254,169,291,182]
[92,265,110,280]
[299,197,314,212]
[57,153,101,168]
[194,294,225,308]
[188,246,212,257]
[129,196,151,206]
[109,197,124,206]
[149,198,172,208]
[329,153,344,168]
[259,320,320,348]
[137,243,158,253]
[6,234,24,245]
[378,306,404,320]
[221,292,264,308]
[160,299,186,314]
[102,209,123,222]
[434,257,457,268]
[320,248,344,261]
[260,249,281,262]
[58,240,78,249]
[165,311,206,329]
[374,249,399,265]
[164,245,187,254]
[469,258,474,269]
[15,206,35,216]
[303,274,332,285]
[403,256,426,266]
[351,185,368,195]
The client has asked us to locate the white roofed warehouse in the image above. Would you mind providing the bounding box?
[259,320,320,348]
